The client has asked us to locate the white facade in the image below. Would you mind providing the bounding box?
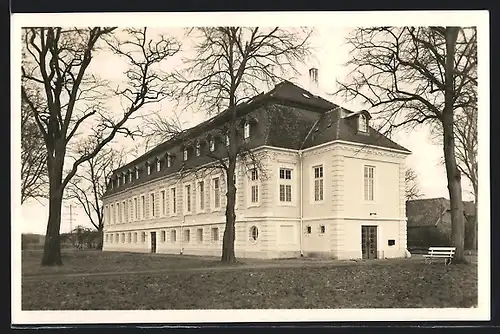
[102,140,410,260]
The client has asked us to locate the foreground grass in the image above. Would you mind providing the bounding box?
[22,261,477,310]
[22,249,233,276]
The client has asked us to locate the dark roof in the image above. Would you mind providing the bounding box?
[301,107,411,152]
[104,81,411,198]
[406,198,449,227]
[406,198,476,227]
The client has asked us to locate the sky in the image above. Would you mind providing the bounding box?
[18,22,477,235]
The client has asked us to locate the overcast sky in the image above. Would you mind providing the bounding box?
[15,13,484,235]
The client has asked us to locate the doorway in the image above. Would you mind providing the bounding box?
[361,225,378,259]
[150,231,157,253]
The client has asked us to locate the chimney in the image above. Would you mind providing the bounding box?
[308,67,319,95]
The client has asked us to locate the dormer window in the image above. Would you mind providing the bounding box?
[225,135,230,146]
[129,171,132,182]
[110,178,114,189]
[156,159,161,172]
[147,163,151,175]
[196,141,201,157]
[183,148,188,161]
[244,121,250,140]
[209,138,215,152]
[166,153,172,167]
[359,114,368,132]
[122,174,126,185]
[135,168,139,179]
[117,177,120,187]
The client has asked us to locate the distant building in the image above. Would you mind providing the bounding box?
[102,76,411,260]
[406,197,476,250]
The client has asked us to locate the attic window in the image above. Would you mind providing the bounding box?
[166,153,172,167]
[129,171,132,182]
[135,168,139,179]
[302,93,311,99]
[196,141,201,156]
[244,121,250,140]
[110,178,113,189]
[359,114,368,132]
[183,148,188,161]
[156,159,161,172]
[147,163,151,175]
[209,138,215,152]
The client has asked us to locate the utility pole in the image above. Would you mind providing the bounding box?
[69,204,73,235]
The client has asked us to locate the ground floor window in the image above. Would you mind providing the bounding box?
[162,230,166,242]
[134,232,138,243]
[197,228,203,243]
[249,226,259,242]
[171,230,177,243]
[142,232,146,243]
[211,227,219,242]
[184,229,190,242]
[128,232,132,243]
[115,234,119,243]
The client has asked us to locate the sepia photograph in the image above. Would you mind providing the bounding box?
[12,11,490,325]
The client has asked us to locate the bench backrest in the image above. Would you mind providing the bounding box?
[428,247,456,256]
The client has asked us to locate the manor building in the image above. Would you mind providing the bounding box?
[101,79,411,260]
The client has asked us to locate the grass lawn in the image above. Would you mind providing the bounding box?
[21,250,477,310]
[22,249,236,276]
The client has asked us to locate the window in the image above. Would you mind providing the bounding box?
[135,168,139,179]
[110,178,113,189]
[213,177,220,209]
[161,190,166,216]
[117,202,121,223]
[244,122,250,139]
[122,201,126,222]
[134,198,138,220]
[306,225,312,234]
[117,177,120,187]
[359,115,368,132]
[225,135,230,146]
[122,174,126,185]
[156,159,161,172]
[121,233,125,243]
[150,193,155,217]
[249,226,259,242]
[279,168,292,202]
[128,232,131,243]
[115,234,119,243]
[364,165,375,201]
[314,165,324,202]
[111,204,114,224]
[250,168,259,204]
[161,230,166,242]
[198,180,205,211]
[197,228,203,243]
[147,163,151,175]
[129,199,132,222]
[141,195,146,219]
[141,232,146,243]
[171,187,177,214]
[105,205,109,225]
[209,138,215,152]
[129,172,132,182]
[196,142,201,156]
[134,232,138,243]
[184,229,190,242]
[166,153,172,167]
[183,148,188,161]
[185,184,192,213]
[320,225,326,234]
[211,227,219,242]
[171,230,177,243]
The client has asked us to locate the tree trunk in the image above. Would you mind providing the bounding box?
[41,186,64,266]
[97,226,103,250]
[443,26,466,264]
[472,191,478,251]
[221,161,237,263]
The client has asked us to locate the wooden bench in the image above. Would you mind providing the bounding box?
[423,247,456,265]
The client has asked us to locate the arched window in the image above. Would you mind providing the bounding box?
[249,226,259,242]
[359,114,368,132]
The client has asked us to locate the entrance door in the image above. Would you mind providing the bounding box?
[361,226,378,259]
[150,232,157,253]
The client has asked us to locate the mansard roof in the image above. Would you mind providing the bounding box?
[103,81,410,198]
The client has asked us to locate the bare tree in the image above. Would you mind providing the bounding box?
[21,27,180,266]
[336,27,477,263]
[405,167,423,200]
[21,93,48,204]
[66,146,127,250]
[134,110,184,155]
[173,27,312,263]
